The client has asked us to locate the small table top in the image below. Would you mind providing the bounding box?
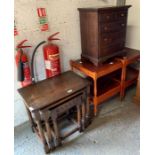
[18,71,89,112]
[70,47,140,79]
[70,59,122,79]
[116,47,140,64]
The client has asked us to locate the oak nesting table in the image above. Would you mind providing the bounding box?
[18,71,90,153]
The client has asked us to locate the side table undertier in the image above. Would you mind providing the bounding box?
[70,47,140,116]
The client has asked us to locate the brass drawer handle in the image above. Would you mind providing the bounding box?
[121,13,125,17]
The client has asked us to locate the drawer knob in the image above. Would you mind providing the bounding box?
[104,38,108,41]
[106,15,110,19]
[121,13,125,17]
[104,27,108,30]
[121,23,125,27]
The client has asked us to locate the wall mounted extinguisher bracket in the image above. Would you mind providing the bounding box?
[16,39,32,49]
[47,32,60,42]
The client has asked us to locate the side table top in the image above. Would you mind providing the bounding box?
[18,71,89,112]
[116,47,140,62]
[70,47,140,79]
[70,59,122,79]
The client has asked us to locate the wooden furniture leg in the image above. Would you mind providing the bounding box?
[32,112,50,154]
[120,60,126,100]
[81,98,86,131]
[52,113,62,147]
[77,105,82,132]
[93,78,98,116]
[25,105,35,133]
[41,111,55,150]
[85,86,91,126]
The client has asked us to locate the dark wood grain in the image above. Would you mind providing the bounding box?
[18,71,90,153]
[18,71,89,112]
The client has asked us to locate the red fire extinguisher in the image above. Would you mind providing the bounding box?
[15,40,32,87]
[43,32,61,78]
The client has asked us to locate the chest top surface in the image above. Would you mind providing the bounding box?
[18,71,89,112]
[78,5,131,11]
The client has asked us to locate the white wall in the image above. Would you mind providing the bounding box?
[14,0,116,127]
[125,0,140,49]
[14,0,140,126]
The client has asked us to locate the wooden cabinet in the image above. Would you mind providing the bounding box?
[78,5,131,66]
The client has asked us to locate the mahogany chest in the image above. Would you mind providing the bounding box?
[78,5,131,66]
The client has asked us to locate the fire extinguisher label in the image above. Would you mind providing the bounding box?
[37,8,49,32]
[48,54,59,60]
[45,60,51,70]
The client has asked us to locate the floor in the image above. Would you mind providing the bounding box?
[14,86,140,155]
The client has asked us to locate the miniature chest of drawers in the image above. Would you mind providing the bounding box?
[78,5,131,66]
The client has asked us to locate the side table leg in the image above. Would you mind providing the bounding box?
[33,112,50,154]
[25,106,35,133]
[52,117,62,147]
[81,100,86,130]
[77,105,82,132]
[42,112,55,150]
[93,78,98,116]
[85,86,91,126]
[94,100,98,116]
[120,62,126,101]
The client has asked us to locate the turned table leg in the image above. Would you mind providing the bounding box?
[41,111,55,150]
[32,111,50,154]
[25,105,35,133]
[52,113,62,147]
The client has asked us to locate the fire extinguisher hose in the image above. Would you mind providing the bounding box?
[17,51,24,82]
[31,41,46,83]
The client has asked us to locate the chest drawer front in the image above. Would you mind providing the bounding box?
[99,12,116,22]
[100,20,127,33]
[117,11,128,20]
[100,42,125,57]
[100,30,126,47]
[99,10,128,23]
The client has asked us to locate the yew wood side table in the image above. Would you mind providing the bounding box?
[70,59,123,116]
[115,47,140,99]
[18,71,90,153]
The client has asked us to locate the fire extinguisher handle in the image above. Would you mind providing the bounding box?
[17,40,32,49]
[48,32,60,41]
[19,46,32,48]
[48,38,60,41]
